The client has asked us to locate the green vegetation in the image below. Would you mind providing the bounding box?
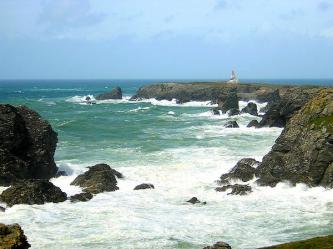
[308,116,333,133]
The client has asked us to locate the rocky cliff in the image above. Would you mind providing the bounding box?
[0,223,30,249]
[0,104,58,186]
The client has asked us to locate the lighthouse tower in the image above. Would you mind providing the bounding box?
[228,70,239,84]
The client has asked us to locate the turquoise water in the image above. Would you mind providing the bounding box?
[1,80,333,249]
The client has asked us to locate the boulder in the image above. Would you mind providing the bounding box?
[71,164,122,194]
[69,192,93,203]
[224,121,239,128]
[203,241,232,249]
[134,183,154,190]
[0,223,30,249]
[95,87,122,100]
[220,158,259,183]
[186,197,206,205]
[216,90,239,114]
[0,206,5,212]
[256,89,333,187]
[241,102,258,116]
[247,120,259,128]
[215,184,252,195]
[227,108,240,116]
[0,104,58,186]
[0,180,67,207]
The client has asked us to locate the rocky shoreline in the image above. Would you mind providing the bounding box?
[0,82,332,248]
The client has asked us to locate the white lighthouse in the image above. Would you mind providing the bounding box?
[228,70,239,84]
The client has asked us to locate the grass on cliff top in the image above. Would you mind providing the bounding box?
[258,235,333,249]
[308,116,333,133]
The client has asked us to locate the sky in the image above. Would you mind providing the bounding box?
[0,0,333,79]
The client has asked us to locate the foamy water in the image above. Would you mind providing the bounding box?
[1,87,333,249]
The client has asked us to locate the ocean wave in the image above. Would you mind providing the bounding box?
[128,106,151,112]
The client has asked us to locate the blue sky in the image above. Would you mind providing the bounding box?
[0,0,333,79]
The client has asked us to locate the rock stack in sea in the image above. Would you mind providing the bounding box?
[95,86,122,100]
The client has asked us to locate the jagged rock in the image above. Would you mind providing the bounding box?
[69,192,93,203]
[258,87,322,128]
[256,89,333,187]
[134,183,154,190]
[71,164,122,194]
[247,120,259,128]
[224,121,239,128]
[220,158,259,183]
[227,108,240,116]
[215,184,252,195]
[241,102,258,116]
[54,170,67,178]
[0,105,58,186]
[186,197,206,205]
[257,234,333,249]
[216,90,239,114]
[0,223,30,249]
[203,241,232,249]
[0,180,67,207]
[95,87,122,100]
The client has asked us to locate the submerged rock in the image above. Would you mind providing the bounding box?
[69,192,93,203]
[0,104,58,186]
[0,206,5,212]
[224,121,239,128]
[95,87,122,100]
[256,89,333,187]
[247,120,259,128]
[0,180,67,207]
[203,241,232,249]
[0,223,30,249]
[220,158,259,183]
[227,108,240,116]
[71,164,122,194]
[134,183,154,190]
[215,184,252,195]
[241,102,258,116]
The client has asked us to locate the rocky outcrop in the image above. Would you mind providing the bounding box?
[69,192,93,203]
[213,89,239,114]
[134,183,154,190]
[247,120,259,128]
[220,158,259,184]
[0,180,67,207]
[0,104,58,186]
[227,108,240,116]
[258,87,322,128]
[257,234,333,249]
[0,223,30,249]
[186,197,206,205]
[95,87,122,100]
[241,102,258,116]
[224,121,239,128]
[256,89,333,187]
[215,184,252,195]
[203,241,232,249]
[71,164,122,194]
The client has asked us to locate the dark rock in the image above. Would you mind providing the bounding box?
[0,223,31,249]
[215,184,252,195]
[247,120,259,128]
[71,164,122,194]
[241,102,258,116]
[258,87,322,128]
[134,183,154,190]
[220,158,259,183]
[95,87,122,100]
[227,108,240,116]
[257,234,333,249]
[224,121,239,128]
[0,180,67,207]
[203,241,232,249]
[0,206,5,212]
[0,105,58,186]
[186,197,202,204]
[256,89,333,187]
[69,192,93,203]
[216,90,239,114]
[54,170,67,178]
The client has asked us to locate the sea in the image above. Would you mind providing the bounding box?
[0,79,333,249]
